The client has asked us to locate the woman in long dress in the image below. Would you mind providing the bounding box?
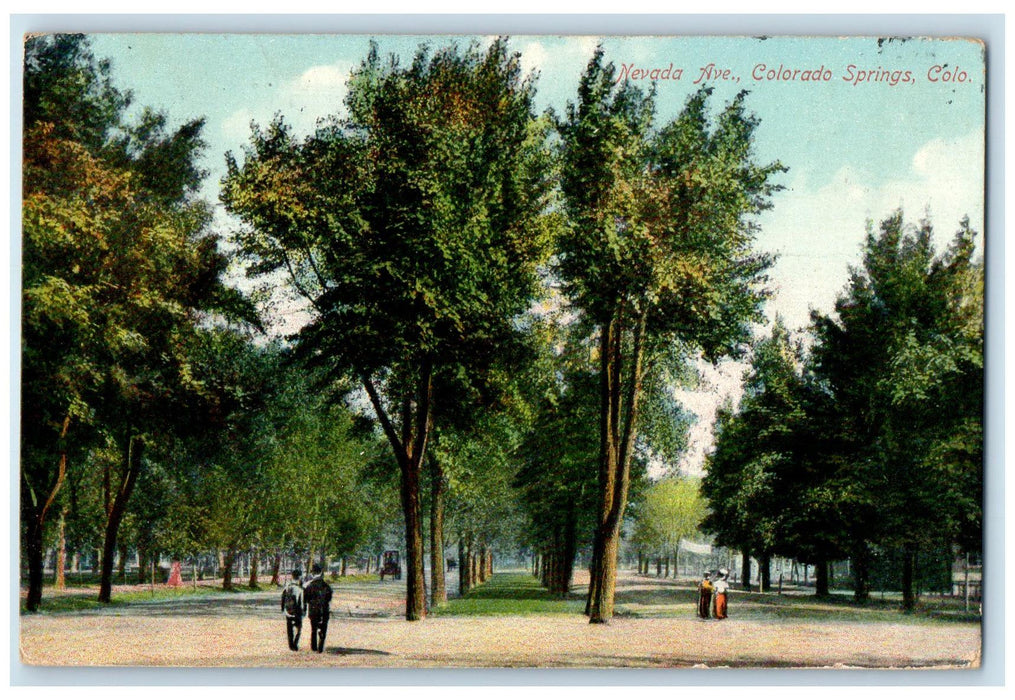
[713,568,730,619]
[697,572,713,618]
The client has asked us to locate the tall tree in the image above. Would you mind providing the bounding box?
[557,49,784,622]
[222,39,552,620]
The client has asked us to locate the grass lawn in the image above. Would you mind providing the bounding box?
[432,572,586,616]
[433,571,980,626]
[21,580,272,614]
[23,570,390,615]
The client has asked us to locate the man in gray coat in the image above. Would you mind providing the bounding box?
[281,568,305,651]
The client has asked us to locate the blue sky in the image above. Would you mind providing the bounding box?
[85,33,985,473]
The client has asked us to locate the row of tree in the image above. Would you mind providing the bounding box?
[22,33,981,623]
[218,38,783,623]
[702,212,983,608]
[20,35,521,613]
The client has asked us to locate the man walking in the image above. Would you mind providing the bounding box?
[303,563,333,653]
[281,568,305,651]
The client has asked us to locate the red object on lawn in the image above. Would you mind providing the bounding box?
[167,561,183,587]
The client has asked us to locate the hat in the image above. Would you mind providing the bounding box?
[719,568,729,576]
[311,563,323,575]
[703,571,711,577]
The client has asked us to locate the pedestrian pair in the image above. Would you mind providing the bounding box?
[282,564,334,652]
[697,568,730,620]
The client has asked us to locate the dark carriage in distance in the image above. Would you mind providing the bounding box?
[379,550,401,581]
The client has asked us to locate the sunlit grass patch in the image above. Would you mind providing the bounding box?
[433,572,585,616]
[332,573,381,584]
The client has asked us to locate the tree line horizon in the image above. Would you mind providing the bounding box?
[21,34,983,621]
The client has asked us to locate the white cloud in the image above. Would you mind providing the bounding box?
[518,41,550,79]
[279,61,355,135]
[222,107,261,143]
[671,358,748,478]
[220,61,357,153]
[517,36,600,80]
[887,130,984,232]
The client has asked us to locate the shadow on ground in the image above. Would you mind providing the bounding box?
[327,647,392,656]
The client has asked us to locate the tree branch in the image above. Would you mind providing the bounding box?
[410,358,434,464]
[615,307,648,521]
[40,413,72,522]
[361,371,407,463]
[280,247,324,313]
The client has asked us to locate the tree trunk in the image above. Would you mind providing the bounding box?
[22,414,71,611]
[740,548,752,591]
[814,558,829,597]
[117,541,128,582]
[98,433,144,604]
[24,510,47,611]
[55,510,67,590]
[361,363,432,621]
[477,544,488,584]
[341,557,348,577]
[270,551,282,586]
[429,455,447,605]
[588,309,647,624]
[589,525,621,622]
[902,545,917,611]
[248,547,259,588]
[458,539,469,596]
[758,553,771,592]
[400,455,426,619]
[554,509,578,596]
[851,541,870,603]
[222,547,236,590]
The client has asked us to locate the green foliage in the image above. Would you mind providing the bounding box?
[703,211,982,604]
[557,49,783,356]
[702,318,810,557]
[223,38,552,385]
[809,211,983,557]
[514,366,599,555]
[629,477,707,557]
[557,48,784,619]
[23,34,130,152]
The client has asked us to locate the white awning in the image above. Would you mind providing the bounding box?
[678,539,712,555]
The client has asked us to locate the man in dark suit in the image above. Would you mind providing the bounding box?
[303,564,334,653]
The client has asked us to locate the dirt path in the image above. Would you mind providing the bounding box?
[19,572,980,669]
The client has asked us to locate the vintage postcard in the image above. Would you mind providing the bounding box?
[17,27,987,674]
